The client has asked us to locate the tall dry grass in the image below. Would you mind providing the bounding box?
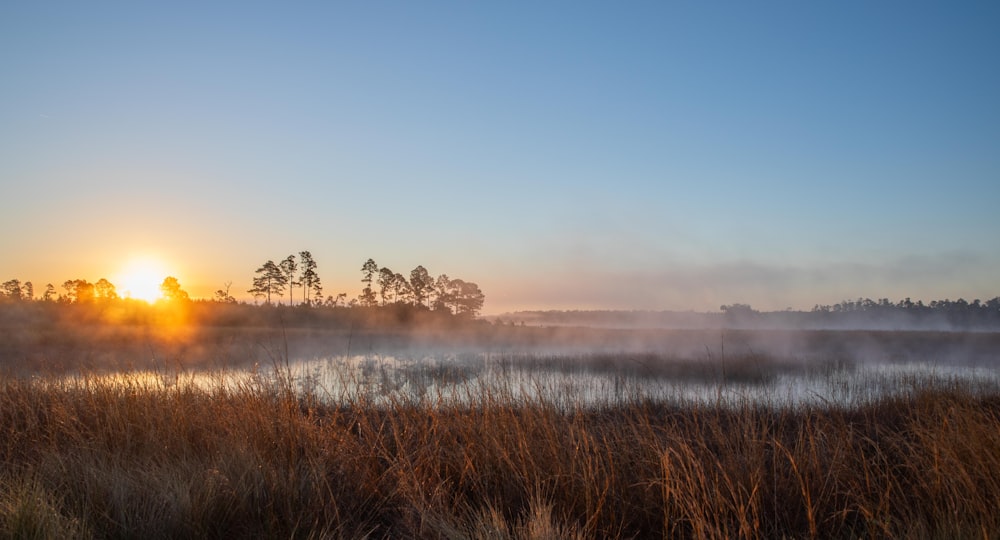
[1,368,999,539]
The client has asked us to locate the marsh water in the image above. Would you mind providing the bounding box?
[280,352,1000,407]
[67,348,1000,410]
[33,327,1000,408]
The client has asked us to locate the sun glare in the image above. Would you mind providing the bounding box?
[116,257,168,303]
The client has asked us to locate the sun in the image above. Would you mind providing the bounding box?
[115,257,168,303]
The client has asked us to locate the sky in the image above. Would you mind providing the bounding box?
[1,1,998,314]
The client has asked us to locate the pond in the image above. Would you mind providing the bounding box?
[67,350,1000,410]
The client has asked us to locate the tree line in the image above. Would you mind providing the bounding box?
[245,252,485,317]
[718,296,1000,329]
[810,296,1000,315]
[2,252,485,317]
[0,277,190,304]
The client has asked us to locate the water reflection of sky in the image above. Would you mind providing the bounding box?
[56,353,1000,410]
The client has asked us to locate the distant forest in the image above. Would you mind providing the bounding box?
[0,252,486,318]
[3,258,999,330]
[500,297,1000,331]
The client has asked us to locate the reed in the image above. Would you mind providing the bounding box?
[1,366,999,539]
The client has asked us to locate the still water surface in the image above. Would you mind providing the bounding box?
[68,352,1000,409]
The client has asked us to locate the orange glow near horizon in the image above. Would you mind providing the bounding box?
[114,256,169,303]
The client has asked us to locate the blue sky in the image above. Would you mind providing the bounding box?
[1,2,998,313]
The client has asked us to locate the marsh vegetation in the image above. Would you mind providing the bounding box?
[1,299,1000,538]
[3,359,1000,539]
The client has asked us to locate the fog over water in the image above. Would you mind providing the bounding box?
[3,299,997,408]
[36,322,996,410]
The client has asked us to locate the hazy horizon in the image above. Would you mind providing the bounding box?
[2,2,998,314]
